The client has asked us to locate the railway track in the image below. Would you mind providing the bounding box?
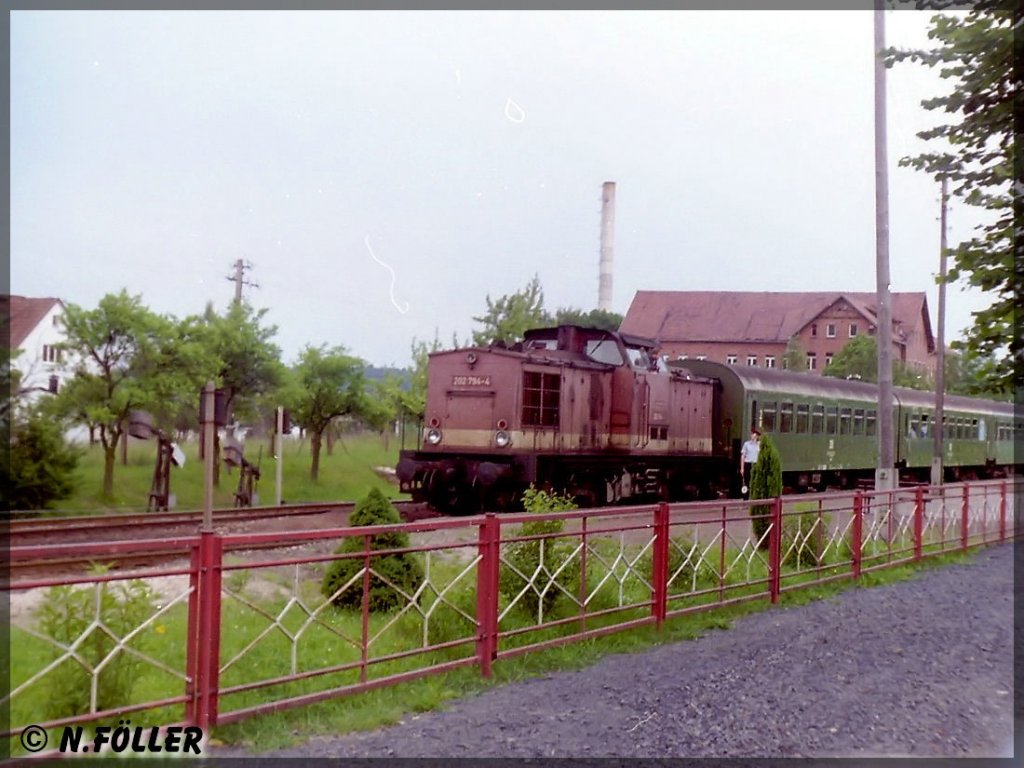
[6,500,439,580]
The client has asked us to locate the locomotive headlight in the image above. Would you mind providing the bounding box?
[495,430,511,448]
[426,427,443,445]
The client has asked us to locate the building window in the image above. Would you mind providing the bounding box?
[726,354,737,365]
[746,355,757,366]
[810,324,818,337]
[826,323,837,338]
[825,352,834,367]
[677,354,688,360]
[42,345,62,363]
[764,356,776,369]
[806,353,817,371]
[52,314,62,327]
[695,355,707,361]
[849,323,858,337]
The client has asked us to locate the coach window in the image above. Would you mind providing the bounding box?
[866,409,877,436]
[811,404,824,434]
[972,419,980,440]
[795,403,809,434]
[919,414,930,438]
[853,408,865,435]
[760,402,777,432]
[839,407,852,436]
[826,406,838,435]
[779,401,794,433]
[908,414,920,438]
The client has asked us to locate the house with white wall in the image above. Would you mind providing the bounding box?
[4,295,70,406]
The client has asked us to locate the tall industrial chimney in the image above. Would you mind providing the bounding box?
[598,181,615,311]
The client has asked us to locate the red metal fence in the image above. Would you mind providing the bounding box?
[5,479,1019,756]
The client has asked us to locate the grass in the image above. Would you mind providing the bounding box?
[6,525,986,756]
[41,430,406,514]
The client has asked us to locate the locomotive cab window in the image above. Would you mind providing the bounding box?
[585,339,624,366]
[522,371,561,427]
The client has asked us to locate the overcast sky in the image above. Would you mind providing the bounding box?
[10,10,990,368]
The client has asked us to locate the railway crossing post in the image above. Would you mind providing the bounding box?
[852,491,864,580]
[913,486,924,560]
[651,502,670,627]
[769,497,783,604]
[476,514,500,677]
[961,485,970,550]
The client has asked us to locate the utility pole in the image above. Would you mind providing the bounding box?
[598,182,615,312]
[873,5,895,492]
[931,176,949,486]
[226,259,259,305]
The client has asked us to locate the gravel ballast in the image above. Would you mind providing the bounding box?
[215,543,1017,760]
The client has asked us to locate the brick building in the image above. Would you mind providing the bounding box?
[620,291,936,376]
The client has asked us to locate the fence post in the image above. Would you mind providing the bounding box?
[651,502,670,628]
[184,540,202,725]
[913,485,924,561]
[769,496,783,604]
[999,481,1007,542]
[476,514,499,677]
[961,484,970,551]
[191,531,223,730]
[852,491,863,580]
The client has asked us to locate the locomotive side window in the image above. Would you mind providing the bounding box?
[779,402,794,433]
[866,409,877,436]
[811,404,824,434]
[826,406,838,434]
[795,404,809,434]
[586,339,624,366]
[853,408,865,435]
[760,402,777,432]
[839,408,852,436]
[522,371,561,427]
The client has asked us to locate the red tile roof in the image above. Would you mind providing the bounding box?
[621,291,933,350]
[2,295,64,349]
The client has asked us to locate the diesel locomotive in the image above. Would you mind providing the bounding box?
[395,325,1019,513]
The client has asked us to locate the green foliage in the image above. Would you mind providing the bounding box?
[471,275,549,347]
[321,488,424,612]
[782,337,805,372]
[749,434,782,547]
[944,347,1012,401]
[34,571,157,719]
[498,487,581,620]
[822,336,932,390]
[886,4,1016,391]
[640,535,716,593]
[287,345,369,480]
[782,510,832,569]
[552,307,623,332]
[3,406,81,510]
[55,291,213,496]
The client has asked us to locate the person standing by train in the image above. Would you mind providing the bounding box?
[739,429,761,498]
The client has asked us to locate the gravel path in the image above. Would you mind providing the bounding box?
[214,543,1017,760]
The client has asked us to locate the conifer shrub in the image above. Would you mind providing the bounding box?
[749,434,783,548]
[321,488,424,612]
[35,570,156,719]
[498,487,582,620]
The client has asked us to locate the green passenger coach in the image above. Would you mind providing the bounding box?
[679,360,1019,492]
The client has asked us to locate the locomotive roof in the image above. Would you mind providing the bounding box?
[676,360,1015,418]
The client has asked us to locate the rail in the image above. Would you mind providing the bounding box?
[5,478,1020,757]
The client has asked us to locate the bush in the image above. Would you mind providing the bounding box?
[498,487,582,621]
[3,408,81,511]
[34,571,156,719]
[641,535,717,594]
[750,434,783,547]
[321,487,424,612]
[782,510,832,569]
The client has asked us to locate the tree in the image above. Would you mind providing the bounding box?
[287,345,368,481]
[55,291,203,497]
[782,337,805,372]
[823,336,932,390]
[945,347,1012,400]
[886,3,1017,391]
[3,405,81,510]
[749,434,782,548]
[471,275,549,346]
[552,307,623,331]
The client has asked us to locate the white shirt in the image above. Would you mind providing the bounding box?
[740,438,760,464]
